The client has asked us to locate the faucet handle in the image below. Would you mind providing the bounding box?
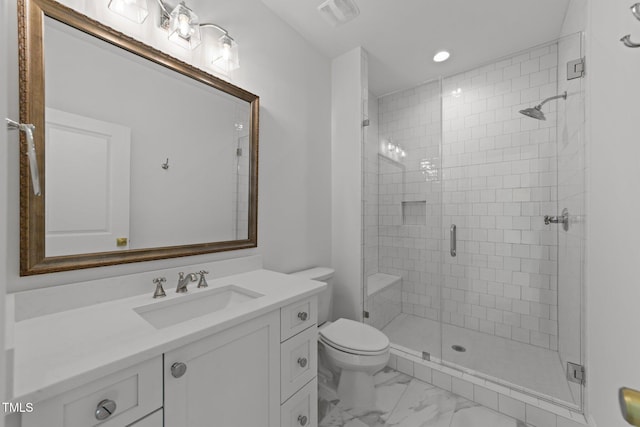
[152,277,167,298]
[197,270,210,288]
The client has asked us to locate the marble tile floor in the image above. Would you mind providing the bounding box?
[318,366,528,427]
[382,313,575,404]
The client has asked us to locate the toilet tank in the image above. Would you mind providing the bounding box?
[291,267,334,325]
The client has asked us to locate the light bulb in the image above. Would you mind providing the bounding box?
[401,150,406,157]
[177,13,192,38]
[388,142,394,151]
[395,146,401,153]
[221,38,232,61]
[433,50,451,62]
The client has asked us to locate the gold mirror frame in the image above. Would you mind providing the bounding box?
[18,0,259,276]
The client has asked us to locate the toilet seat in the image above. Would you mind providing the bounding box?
[319,318,389,356]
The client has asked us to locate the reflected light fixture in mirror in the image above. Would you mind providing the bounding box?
[108,0,149,23]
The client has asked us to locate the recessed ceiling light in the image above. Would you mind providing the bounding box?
[433,51,451,63]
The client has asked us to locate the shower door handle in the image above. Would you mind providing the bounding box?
[450,225,456,257]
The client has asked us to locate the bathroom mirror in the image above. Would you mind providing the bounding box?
[18,0,259,275]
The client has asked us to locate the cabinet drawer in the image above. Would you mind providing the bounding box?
[281,325,317,403]
[23,356,162,427]
[281,296,317,341]
[281,378,317,427]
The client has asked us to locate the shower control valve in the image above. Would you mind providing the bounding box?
[544,208,570,232]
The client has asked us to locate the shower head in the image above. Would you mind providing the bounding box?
[519,106,546,120]
[519,91,567,121]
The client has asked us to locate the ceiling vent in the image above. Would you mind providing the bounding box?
[317,0,360,27]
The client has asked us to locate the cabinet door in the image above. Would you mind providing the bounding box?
[127,409,163,427]
[164,311,280,427]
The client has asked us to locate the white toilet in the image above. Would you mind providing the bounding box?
[292,267,390,411]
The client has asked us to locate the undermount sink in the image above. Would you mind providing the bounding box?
[134,285,263,329]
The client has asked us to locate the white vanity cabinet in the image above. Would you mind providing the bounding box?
[164,311,281,427]
[11,273,323,427]
[280,296,318,427]
[21,357,163,427]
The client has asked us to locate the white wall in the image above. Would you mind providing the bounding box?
[1,0,8,422]
[587,0,640,425]
[4,0,331,291]
[331,47,364,321]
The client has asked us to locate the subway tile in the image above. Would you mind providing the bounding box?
[432,370,453,391]
[499,394,526,421]
[526,404,558,427]
[413,362,433,383]
[474,385,499,411]
[452,377,475,400]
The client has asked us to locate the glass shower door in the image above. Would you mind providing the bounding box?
[439,35,585,408]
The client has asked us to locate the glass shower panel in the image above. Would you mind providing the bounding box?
[556,31,586,407]
[440,37,584,407]
[363,80,443,362]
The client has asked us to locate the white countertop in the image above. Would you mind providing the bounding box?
[8,269,325,405]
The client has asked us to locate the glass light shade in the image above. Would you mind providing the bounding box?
[168,3,202,50]
[210,35,239,73]
[108,0,149,24]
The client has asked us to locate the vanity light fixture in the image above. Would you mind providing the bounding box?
[201,24,240,73]
[166,2,202,50]
[109,0,240,72]
[108,0,150,24]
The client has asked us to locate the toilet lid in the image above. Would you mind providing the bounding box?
[319,318,389,354]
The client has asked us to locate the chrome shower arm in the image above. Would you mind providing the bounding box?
[537,91,568,108]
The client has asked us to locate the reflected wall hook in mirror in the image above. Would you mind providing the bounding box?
[621,35,640,48]
[161,158,170,170]
[6,118,41,196]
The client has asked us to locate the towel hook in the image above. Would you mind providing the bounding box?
[6,118,41,196]
[621,35,640,48]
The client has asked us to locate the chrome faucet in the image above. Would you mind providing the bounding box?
[176,272,197,293]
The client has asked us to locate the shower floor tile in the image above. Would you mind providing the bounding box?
[318,367,526,427]
[382,313,575,404]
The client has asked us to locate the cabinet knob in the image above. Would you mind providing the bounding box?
[171,362,187,378]
[297,311,308,321]
[95,399,117,421]
[298,415,308,426]
[297,357,308,368]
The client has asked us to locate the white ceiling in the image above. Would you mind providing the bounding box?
[261,0,571,96]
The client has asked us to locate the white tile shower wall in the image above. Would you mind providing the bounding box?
[440,44,560,350]
[377,81,443,322]
[556,32,585,404]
